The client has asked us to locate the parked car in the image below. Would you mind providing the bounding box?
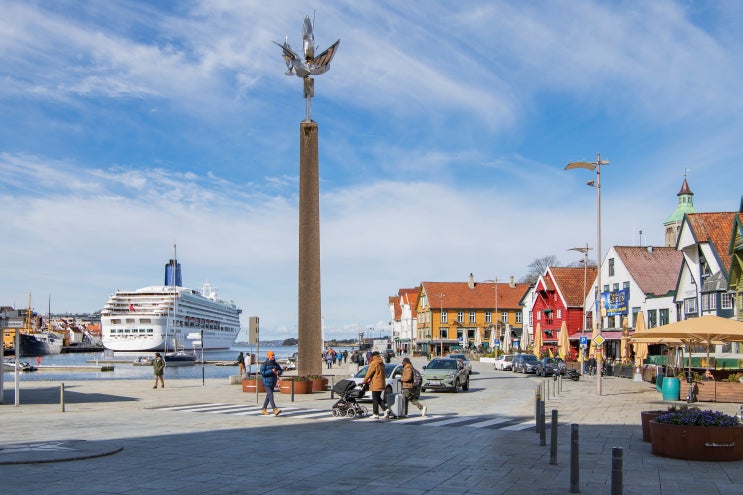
[512,354,540,374]
[535,357,567,377]
[420,358,469,392]
[493,354,514,371]
[351,363,403,399]
[445,353,472,374]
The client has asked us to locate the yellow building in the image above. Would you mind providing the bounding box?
[415,274,530,355]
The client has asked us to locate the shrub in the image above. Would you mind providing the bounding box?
[655,408,740,427]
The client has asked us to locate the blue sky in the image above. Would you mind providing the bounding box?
[1,1,741,340]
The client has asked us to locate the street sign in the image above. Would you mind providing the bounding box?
[579,336,588,346]
[593,335,605,347]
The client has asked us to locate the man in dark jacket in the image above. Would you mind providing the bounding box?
[260,351,283,416]
[152,352,165,389]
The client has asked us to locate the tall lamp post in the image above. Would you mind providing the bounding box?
[484,279,499,352]
[568,245,592,374]
[566,153,609,396]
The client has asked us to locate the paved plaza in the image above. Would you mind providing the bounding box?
[2,357,742,494]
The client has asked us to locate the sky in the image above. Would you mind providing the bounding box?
[1,1,742,341]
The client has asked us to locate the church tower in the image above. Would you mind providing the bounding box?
[664,174,696,247]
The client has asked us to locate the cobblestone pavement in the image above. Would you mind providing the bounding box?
[2,357,742,494]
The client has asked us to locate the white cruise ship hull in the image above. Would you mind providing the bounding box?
[101,280,242,352]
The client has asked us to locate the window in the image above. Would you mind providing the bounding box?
[647,310,657,328]
[701,293,709,311]
[709,293,717,310]
[457,311,464,323]
[537,310,541,321]
[603,285,609,293]
[485,311,492,323]
[623,281,630,290]
[440,328,448,339]
[529,312,533,325]
[659,309,669,326]
[722,292,733,309]
[501,311,508,323]
[613,283,619,292]
[440,311,447,324]
[516,312,522,324]
[609,258,615,276]
[469,311,476,323]
[684,297,698,316]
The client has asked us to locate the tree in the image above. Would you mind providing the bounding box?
[519,255,561,285]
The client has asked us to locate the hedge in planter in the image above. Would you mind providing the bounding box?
[649,408,743,461]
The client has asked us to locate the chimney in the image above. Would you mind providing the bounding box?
[509,276,515,288]
[468,273,475,289]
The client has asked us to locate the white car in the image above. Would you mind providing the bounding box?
[350,363,403,399]
[493,354,514,371]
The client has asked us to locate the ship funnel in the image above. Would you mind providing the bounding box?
[165,259,182,287]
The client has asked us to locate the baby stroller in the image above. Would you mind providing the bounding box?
[331,379,368,418]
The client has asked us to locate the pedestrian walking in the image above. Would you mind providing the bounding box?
[152,352,165,389]
[400,357,427,417]
[237,351,246,377]
[363,351,391,420]
[260,351,283,416]
[342,350,348,364]
[587,355,597,376]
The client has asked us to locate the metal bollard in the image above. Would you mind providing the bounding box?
[330,376,336,398]
[611,447,623,495]
[60,382,65,413]
[535,386,541,430]
[570,424,580,493]
[291,380,295,402]
[550,409,558,464]
[539,401,546,446]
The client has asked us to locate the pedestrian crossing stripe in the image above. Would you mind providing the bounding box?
[151,403,534,430]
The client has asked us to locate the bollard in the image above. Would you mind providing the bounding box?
[570,424,580,493]
[330,376,336,398]
[60,382,65,413]
[539,401,546,446]
[291,380,295,402]
[550,409,558,464]
[611,447,623,495]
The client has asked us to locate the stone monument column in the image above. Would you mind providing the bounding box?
[298,121,322,377]
[274,15,339,378]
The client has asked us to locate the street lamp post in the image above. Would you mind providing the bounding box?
[566,153,609,396]
[568,244,592,374]
[484,278,499,352]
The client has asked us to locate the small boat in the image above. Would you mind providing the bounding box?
[3,359,38,372]
[163,351,196,367]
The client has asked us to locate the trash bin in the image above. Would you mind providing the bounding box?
[656,371,665,392]
[662,377,680,401]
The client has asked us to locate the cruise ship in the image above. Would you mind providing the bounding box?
[101,260,242,352]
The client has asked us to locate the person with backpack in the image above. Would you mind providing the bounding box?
[400,357,427,417]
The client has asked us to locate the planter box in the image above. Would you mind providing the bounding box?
[640,410,666,442]
[310,377,329,392]
[693,381,743,403]
[279,379,313,394]
[242,378,266,393]
[649,420,743,461]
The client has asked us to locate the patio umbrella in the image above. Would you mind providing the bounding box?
[620,318,631,365]
[558,321,570,361]
[632,311,649,367]
[502,324,511,354]
[520,323,531,350]
[533,323,543,358]
[630,315,743,401]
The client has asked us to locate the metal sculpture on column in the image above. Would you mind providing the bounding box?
[274,16,339,377]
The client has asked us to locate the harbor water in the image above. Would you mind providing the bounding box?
[2,345,354,382]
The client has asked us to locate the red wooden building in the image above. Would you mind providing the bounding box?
[531,266,597,358]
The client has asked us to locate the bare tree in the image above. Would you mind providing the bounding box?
[518,255,560,285]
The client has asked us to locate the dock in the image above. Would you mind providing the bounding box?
[36,365,115,372]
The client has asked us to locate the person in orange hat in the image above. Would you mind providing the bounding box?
[259,350,283,415]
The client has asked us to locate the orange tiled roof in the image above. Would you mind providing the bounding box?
[687,212,739,276]
[614,246,683,297]
[549,266,598,307]
[420,280,530,310]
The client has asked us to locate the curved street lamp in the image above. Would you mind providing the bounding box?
[566,153,609,396]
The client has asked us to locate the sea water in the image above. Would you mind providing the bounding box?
[2,345,355,382]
